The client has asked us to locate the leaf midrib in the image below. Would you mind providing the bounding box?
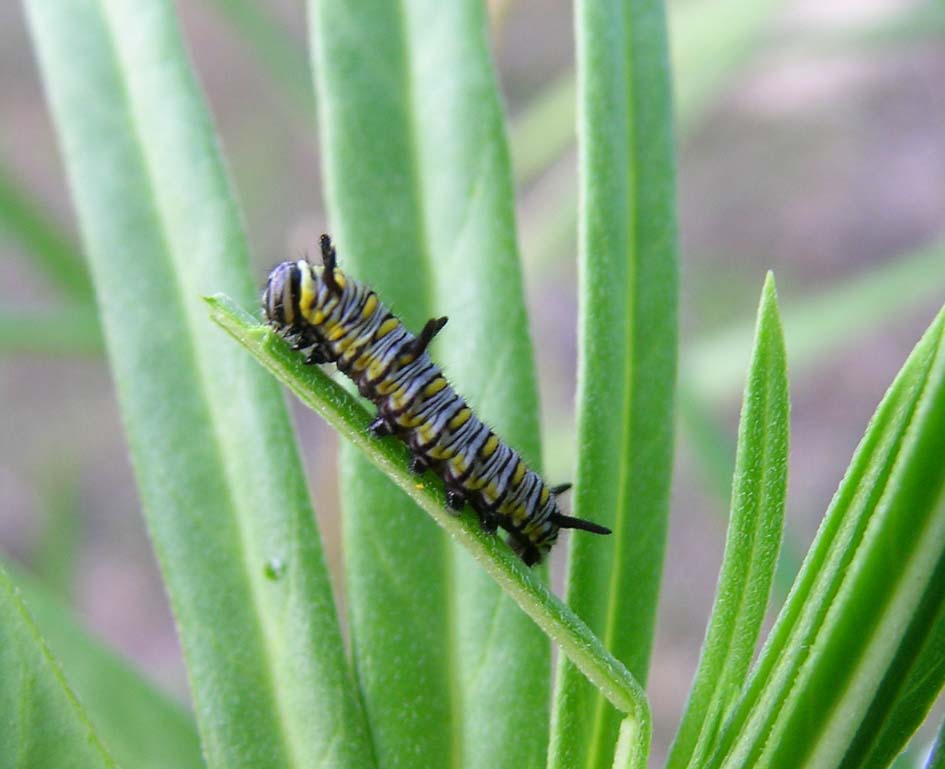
[585,6,640,766]
[90,3,302,766]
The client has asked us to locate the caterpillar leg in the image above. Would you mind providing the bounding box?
[445,488,466,513]
[409,455,429,475]
[479,509,499,535]
[368,414,393,437]
[302,345,330,365]
[506,532,540,565]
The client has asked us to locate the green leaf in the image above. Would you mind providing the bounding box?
[844,568,945,768]
[0,162,92,302]
[4,558,204,769]
[549,0,677,767]
[308,2,454,765]
[667,274,789,769]
[309,2,548,767]
[677,386,803,600]
[24,2,372,767]
[705,305,945,768]
[508,0,783,198]
[208,294,650,744]
[0,564,116,769]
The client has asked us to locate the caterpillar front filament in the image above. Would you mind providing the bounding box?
[262,235,610,565]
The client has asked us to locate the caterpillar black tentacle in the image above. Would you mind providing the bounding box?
[262,235,612,565]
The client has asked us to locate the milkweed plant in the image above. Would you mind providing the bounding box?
[4,1,945,768]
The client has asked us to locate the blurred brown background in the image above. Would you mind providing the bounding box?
[2,0,944,760]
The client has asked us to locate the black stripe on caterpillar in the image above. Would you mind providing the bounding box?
[262,234,610,565]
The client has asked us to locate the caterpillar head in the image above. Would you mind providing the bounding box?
[262,260,303,331]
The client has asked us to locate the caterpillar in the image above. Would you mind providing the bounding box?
[262,235,611,565]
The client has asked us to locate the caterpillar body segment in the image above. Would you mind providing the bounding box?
[262,236,611,565]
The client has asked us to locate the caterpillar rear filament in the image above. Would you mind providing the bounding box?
[262,235,610,565]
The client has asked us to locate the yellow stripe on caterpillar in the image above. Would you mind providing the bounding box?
[261,237,612,567]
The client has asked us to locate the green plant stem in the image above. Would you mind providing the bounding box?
[208,294,652,750]
[551,0,677,766]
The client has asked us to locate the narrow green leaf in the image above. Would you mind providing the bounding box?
[705,305,945,768]
[0,564,116,769]
[667,274,789,769]
[25,2,372,767]
[308,2,453,765]
[0,306,102,355]
[208,295,650,744]
[685,241,945,403]
[0,162,92,302]
[550,1,677,768]
[842,559,945,768]
[677,387,803,600]
[5,559,204,769]
[309,2,548,767]
[402,4,549,768]
[507,0,783,195]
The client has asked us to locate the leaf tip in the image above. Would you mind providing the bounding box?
[758,271,783,328]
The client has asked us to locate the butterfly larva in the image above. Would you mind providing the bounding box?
[262,235,611,565]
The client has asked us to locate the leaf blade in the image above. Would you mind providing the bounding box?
[704,305,945,769]
[550,0,678,766]
[309,2,549,767]
[4,559,204,769]
[667,274,789,769]
[0,564,116,769]
[308,1,454,765]
[24,1,373,766]
[208,295,650,732]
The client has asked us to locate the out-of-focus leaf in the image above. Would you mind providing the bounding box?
[5,559,204,769]
[0,162,92,302]
[25,1,373,767]
[685,242,945,403]
[0,306,102,355]
[509,71,576,186]
[0,564,115,769]
[33,457,82,603]
[202,0,312,116]
[670,0,784,128]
